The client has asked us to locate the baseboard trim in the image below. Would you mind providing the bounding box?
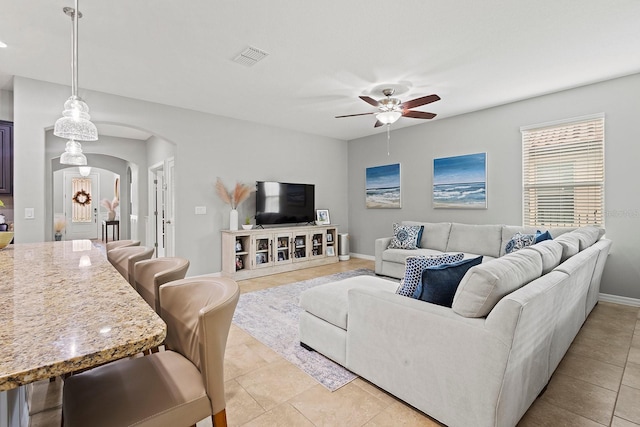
[350,253,374,261]
[599,293,640,307]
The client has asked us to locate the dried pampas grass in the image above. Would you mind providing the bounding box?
[216,178,254,209]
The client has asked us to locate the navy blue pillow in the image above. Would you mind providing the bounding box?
[535,230,553,243]
[415,256,483,307]
[416,225,425,248]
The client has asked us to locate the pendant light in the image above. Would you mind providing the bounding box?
[55,0,98,165]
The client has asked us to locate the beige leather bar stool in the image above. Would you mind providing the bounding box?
[134,257,190,313]
[107,246,155,285]
[62,277,240,427]
[105,239,140,253]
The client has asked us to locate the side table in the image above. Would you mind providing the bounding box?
[102,220,120,243]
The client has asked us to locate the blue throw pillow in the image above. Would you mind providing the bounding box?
[414,256,483,307]
[416,225,425,248]
[535,230,553,243]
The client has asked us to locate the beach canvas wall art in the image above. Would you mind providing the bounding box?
[366,163,401,208]
[433,153,487,209]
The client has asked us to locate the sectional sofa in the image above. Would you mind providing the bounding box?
[299,222,611,427]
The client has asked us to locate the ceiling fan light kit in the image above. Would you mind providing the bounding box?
[335,87,440,128]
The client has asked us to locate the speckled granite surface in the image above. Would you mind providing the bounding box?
[0,240,166,391]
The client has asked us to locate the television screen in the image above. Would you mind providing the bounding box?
[255,181,315,225]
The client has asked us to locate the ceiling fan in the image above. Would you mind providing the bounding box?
[335,88,440,127]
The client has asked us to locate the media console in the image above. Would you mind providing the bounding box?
[221,225,338,280]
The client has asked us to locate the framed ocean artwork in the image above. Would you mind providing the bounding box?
[366,163,401,208]
[433,153,487,209]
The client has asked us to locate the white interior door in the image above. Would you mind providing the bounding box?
[154,169,166,258]
[164,157,175,257]
[64,172,99,240]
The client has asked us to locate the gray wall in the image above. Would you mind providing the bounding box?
[12,77,348,276]
[348,72,640,300]
[0,90,13,121]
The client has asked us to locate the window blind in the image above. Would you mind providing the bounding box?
[521,115,604,227]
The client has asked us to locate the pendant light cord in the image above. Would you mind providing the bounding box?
[72,0,78,98]
[386,124,391,156]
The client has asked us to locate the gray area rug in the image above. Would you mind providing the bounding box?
[232,268,377,391]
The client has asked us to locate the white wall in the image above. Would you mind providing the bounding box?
[348,72,640,300]
[12,77,348,276]
[0,90,13,121]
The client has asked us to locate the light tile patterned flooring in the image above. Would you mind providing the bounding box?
[29,258,640,426]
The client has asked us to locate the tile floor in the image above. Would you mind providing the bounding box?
[28,258,640,426]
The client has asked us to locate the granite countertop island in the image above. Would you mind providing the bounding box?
[0,240,166,391]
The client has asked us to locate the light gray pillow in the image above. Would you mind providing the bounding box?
[452,249,543,318]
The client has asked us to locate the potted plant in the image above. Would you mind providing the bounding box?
[242,216,253,230]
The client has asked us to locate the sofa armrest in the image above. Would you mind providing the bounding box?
[374,237,392,274]
[346,288,510,427]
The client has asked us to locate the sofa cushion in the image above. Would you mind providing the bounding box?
[571,226,602,251]
[403,221,452,252]
[299,276,398,330]
[452,249,543,318]
[526,240,563,274]
[553,232,580,262]
[382,248,445,264]
[388,224,421,250]
[446,223,503,258]
[415,256,483,306]
[396,253,465,297]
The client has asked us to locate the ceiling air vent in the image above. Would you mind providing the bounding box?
[233,46,269,67]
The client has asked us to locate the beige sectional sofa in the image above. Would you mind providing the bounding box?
[299,222,611,427]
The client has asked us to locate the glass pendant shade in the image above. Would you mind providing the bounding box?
[376,111,402,125]
[78,166,91,176]
[54,95,98,141]
[60,139,87,166]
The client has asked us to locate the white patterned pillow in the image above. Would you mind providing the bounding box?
[505,232,537,254]
[388,224,421,250]
[396,253,465,297]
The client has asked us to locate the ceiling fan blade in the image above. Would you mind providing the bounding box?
[403,110,437,120]
[359,96,380,107]
[400,94,440,110]
[374,120,384,128]
[335,112,375,118]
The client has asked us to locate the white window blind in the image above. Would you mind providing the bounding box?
[521,115,604,227]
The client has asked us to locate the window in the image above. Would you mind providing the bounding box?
[521,114,604,227]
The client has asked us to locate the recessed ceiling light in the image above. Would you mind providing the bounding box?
[0,41,7,48]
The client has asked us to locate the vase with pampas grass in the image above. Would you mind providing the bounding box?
[215,178,254,231]
[101,197,120,221]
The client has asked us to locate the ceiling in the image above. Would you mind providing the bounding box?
[1,1,639,141]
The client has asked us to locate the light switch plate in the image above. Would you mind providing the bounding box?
[195,206,206,215]
[25,207,35,219]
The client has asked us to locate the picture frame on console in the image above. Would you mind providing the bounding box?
[316,209,330,225]
[326,246,335,256]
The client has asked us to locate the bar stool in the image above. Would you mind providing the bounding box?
[107,246,155,285]
[106,239,140,253]
[62,277,240,427]
[134,257,190,313]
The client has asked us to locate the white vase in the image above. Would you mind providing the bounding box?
[0,213,5,224]
[229,209,238,231]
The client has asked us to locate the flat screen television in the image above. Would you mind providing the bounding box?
[255,181,315,225]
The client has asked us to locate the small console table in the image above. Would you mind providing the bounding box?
[102,220,120,243]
